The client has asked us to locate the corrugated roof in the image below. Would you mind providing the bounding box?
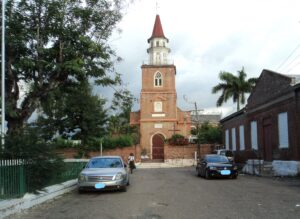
[191,114,221,123]
[287,74,300,85]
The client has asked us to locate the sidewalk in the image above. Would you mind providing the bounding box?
[136,161,195,169]
[0,180,77,219]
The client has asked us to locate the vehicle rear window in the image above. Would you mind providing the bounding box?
[206,156,229,163]
[87,158,123,168]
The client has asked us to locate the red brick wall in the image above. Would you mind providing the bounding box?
[57,145,142,162]
[57,144,214,162]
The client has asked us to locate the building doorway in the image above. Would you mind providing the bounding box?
[152,134,164,160]
[263,118,273,161]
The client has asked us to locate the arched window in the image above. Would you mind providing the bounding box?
[156,41,159,47]
[154,72,162,87]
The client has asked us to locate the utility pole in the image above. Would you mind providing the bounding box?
[194,102,201,160]
[1,0,6,149]
[183,95,203,160]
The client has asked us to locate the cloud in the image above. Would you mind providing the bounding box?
[100,0,300,117]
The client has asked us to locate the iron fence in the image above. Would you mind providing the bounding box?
[0,159,26,199]
[0,159,87,200]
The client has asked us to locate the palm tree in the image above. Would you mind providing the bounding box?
[212,67,257,111]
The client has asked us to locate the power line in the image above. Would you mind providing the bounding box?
[286,60,300,73]
[276,43,300,71]
[281,53,300,72]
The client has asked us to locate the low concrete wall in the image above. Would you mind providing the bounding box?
[272,160,300,176]
[242,159,300,176]
[164,159,196,166]
[0,180,77,219]
[242,159,264,175]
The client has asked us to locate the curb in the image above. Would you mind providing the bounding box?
[0,179,77,219]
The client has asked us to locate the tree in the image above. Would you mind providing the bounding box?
[212,67,257,111]
[4,0,124,135]
[36,81,108,147]
[108,89,137,135]
[192,122,222,144]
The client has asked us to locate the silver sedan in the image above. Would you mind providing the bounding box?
[78,156,129,193]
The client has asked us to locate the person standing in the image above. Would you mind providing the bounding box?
[128,153,135,174]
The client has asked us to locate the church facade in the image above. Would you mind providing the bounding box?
[130,15,191,160]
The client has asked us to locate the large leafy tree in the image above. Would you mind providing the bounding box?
[4,0,124,135]
[212,67,257,111]
[36,81,108,146]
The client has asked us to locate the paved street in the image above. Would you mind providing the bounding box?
[7,167,300,219]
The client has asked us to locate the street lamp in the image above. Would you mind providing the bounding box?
[1,0,6,148]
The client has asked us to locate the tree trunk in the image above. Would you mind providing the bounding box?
[6,117,25,136]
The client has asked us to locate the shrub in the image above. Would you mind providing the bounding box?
[116,135,133,148]
[52,137,77,149]
[1,127,64,193]
[168,134,189,146]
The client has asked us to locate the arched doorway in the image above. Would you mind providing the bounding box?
[152,134,164,160]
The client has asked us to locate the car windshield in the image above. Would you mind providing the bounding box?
[86,158,123,168]
[206,155,229,163]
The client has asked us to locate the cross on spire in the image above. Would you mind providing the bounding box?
[156,0,160,14]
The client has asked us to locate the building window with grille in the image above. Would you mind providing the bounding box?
[231,128,236,151]
[154,72,162,87]
[154,101,162,112]
[225,129,229,150]
[278,112,289,148]
[251,121,258,150]
[239,125,245,150]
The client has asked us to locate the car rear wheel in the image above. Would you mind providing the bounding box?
[205,170,210,179]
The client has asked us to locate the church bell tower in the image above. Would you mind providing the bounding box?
[130,14,190,161]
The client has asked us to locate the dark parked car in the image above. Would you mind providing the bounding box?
[196,154,238,179]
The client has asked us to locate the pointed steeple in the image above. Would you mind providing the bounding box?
[148,15,168,42]
[147,14,170,65]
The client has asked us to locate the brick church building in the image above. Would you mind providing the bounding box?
[130,15,191,160]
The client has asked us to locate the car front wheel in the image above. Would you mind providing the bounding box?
[120,186,127,192]
[231,174,238,179]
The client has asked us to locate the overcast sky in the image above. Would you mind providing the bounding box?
[98,0,300,118]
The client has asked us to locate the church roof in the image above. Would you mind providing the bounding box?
[148,14,168,42]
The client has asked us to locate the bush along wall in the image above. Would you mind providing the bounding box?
[168,134,189,146]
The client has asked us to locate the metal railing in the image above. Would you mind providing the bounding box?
[0,159,26,199]
[0,159,87,200]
